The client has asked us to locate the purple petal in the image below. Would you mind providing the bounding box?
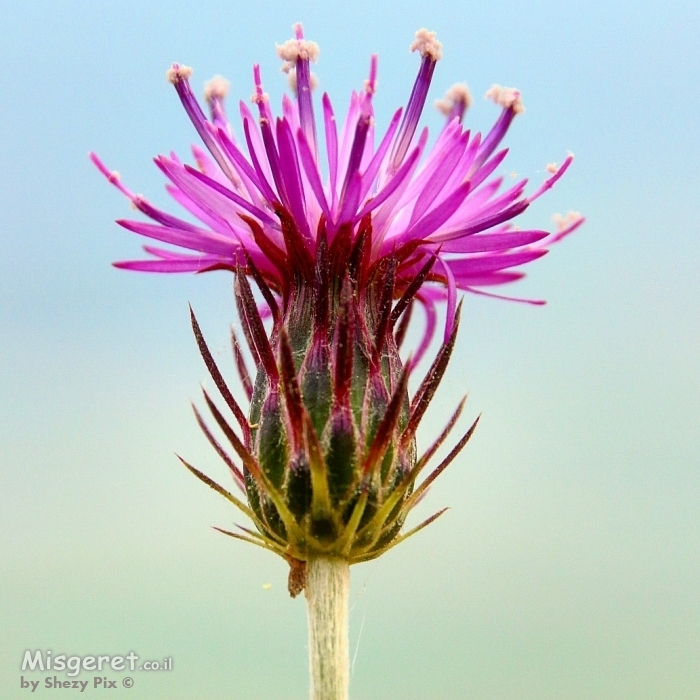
[114,257,225,273]
[322,93,339,210]
[436,229,548,253]
[430,200,530,242]
[401,180,472,242]
[388,56,438,173]
[447,248,547,277]
[296,129,332,220]
[117,219,237,257]
[275,118,311,241]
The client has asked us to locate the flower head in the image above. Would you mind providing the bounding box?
[92,25,582,595]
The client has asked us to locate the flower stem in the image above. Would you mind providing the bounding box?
[306,556,350,700]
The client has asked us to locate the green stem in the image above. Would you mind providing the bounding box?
[306,556,350,700]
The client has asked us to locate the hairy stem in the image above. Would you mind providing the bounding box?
[306,556,350,700]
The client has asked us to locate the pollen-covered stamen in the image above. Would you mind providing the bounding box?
[90,152,126,189]
[553,210,583,231]
[166,63,193,84]
[91,153,209,234]
[250,64,273,123]
[166,64,240,187]
[435,83,472,123]
[410,27,443,61]
[204,75,230,126]
[276,21,321,65]
[485,84,525,115]
[277,23,320,160]
[549,209,585,243]
[467,85,525,177]
[249,66,305,223]
[388,29,442,175]
[527,153,574,203]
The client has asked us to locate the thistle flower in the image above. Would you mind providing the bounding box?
[91,25,583,596]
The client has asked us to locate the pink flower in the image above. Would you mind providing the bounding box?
[92,24,582,358]
[92,26,583,589]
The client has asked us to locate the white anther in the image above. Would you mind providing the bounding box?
[552,211,583,231]
[434,83,472,116]
[250,91,269,105]
[204,75,230,101]
[363,77,379,95]
[276,36,320,64]
[485,84,525,114]
[546,162,558,174]
[410,28,443,61]
[166,64,193,84]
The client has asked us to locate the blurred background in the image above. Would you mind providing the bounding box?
[1,0,699,698]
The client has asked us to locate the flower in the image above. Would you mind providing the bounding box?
[92,25,582,595]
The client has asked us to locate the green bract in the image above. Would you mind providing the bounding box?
[185,222,478,596]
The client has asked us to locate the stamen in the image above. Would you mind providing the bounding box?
[166,63,193,84]
[527,153,574,203]
[250,64,274,125]
[548,209,585,243]
[388,29,442,174]
[485,84,525,115]
[276,24,320,70]
[250,90,269,105]
[251,64,268,104]
[278,23,320,161]
[409,28,443,61]
[434,83,471,122]
[466,87,525,176]
[204,75,230,101]
[204,75,230,126]
[165,63,242,188]
[364,55,378,96]
[552,210,583,232]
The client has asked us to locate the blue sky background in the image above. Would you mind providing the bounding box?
[1,0,699,698]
